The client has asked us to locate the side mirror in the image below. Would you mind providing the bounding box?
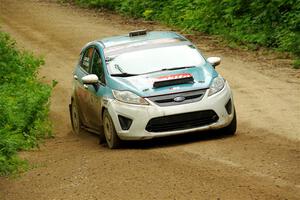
[207,57,221,67]
[82,74,99,84]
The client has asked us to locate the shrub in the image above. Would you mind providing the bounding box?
[0,31,52,175]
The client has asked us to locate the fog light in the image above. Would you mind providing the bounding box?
[118,115,133,130]
[225,99,232,115]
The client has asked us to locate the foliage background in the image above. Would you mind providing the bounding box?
[74,0,300,67]
[0,31,52,175]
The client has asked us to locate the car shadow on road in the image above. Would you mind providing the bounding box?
[119,131,235,150]
[71,127,235,150]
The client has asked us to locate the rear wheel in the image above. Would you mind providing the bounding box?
[71,100,82,134]
[221,109,237,135]
[103,110,121,149]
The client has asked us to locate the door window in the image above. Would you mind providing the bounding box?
[81,47,94,72]
[91,50,105,83]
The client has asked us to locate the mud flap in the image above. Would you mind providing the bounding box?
[69,103,74,129]
[99,125,106,144]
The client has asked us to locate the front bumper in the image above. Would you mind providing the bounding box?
[106,82,234,140]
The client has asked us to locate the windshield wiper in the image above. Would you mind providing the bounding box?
[161,66,195,71]
[105,56,116,62]
[114,64,125,73]
[111,73,138,77]
[111,64,138,77]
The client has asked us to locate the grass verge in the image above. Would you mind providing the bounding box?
[0,31,52,176]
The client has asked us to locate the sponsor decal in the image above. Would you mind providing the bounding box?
[152,73,194,88]
[155,73,192,81]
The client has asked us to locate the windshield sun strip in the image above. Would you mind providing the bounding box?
[104,41,192,57]
[104,37,185,52]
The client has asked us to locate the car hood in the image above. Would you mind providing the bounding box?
[109,63,218,97]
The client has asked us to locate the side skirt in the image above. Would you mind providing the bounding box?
[82,125,102,135]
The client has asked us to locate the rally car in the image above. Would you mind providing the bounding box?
[70,30,236,149]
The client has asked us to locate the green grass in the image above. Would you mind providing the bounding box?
[293,59,300,69]
[0,31,52,176]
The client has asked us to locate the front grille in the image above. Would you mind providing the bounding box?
[147,89,207,107]
[146,110,219,132]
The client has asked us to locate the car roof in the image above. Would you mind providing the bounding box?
[99,31,187,48]
[97,31,193,57]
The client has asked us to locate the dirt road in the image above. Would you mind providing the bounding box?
[0,0,299,199]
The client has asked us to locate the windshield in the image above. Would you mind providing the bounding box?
[107,45,206,75]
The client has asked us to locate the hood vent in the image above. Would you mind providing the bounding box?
[153,73,194,88]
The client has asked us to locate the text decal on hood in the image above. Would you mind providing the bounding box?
[155,73,192,81]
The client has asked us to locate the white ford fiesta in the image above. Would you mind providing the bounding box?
[70,30,237,148]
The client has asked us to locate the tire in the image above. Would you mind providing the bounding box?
[99,126,106,144]
[220,109,237,135]
[103,110,121,149]
[71,100,82,134]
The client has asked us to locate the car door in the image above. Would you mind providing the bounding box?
[84,49,106,130]
[73,46,94,127]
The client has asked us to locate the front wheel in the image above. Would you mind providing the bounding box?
[103,110,121,149]
[70,100,82,134]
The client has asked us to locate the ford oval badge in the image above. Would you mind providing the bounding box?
[174,96,185,102]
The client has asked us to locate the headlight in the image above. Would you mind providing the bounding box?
[208,76,225,96]
[112,90,149,105]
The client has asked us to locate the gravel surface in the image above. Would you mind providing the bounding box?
[0,0,299,199]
